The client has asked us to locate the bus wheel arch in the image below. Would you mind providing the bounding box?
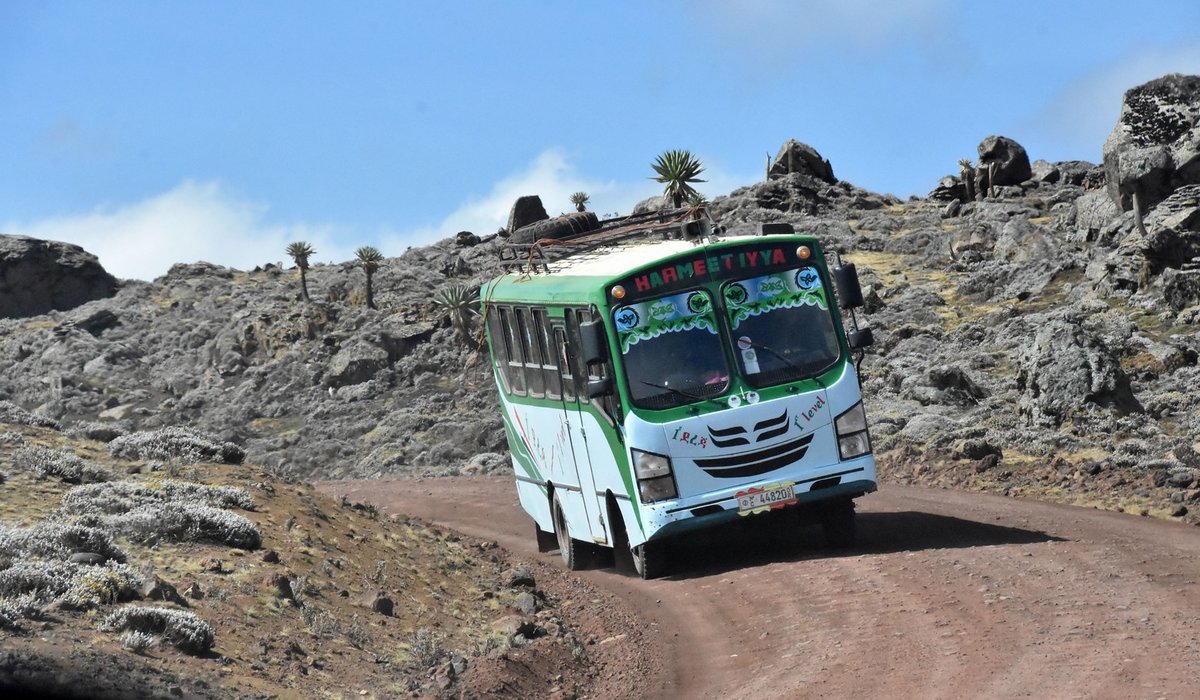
[605,492,666,578]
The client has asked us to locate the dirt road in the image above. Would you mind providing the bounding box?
[320,477,1200,699]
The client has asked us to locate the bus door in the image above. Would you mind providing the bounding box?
[552,318,607,544]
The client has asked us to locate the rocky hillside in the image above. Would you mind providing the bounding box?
[2,73,1200,525]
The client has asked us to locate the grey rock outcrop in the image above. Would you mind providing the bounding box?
[506,195,549,235]
[768,140,836,183]
[1103,73,1200,211]
[0,235,118,319]
[1017,318,1141,427]
[977,135,1033,189]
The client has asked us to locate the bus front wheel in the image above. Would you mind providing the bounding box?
[631,541,668,580]
[552,491,593,570]
[820,497,857,549]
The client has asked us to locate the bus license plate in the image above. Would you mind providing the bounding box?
[736,482,797,516]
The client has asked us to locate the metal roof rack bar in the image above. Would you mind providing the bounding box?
[497,206,716,274]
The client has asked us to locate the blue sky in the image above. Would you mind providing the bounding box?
[3,1,1199,280]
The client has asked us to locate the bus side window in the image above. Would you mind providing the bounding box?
[516,307,545,397]
[533,309,561,400]
[554,325,576,402]
[484,306,510,391]
[564,311,588,399]
[499,306,526,396]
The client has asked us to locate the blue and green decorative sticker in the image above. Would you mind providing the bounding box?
[614,290,717,353]
[724,268,828,329]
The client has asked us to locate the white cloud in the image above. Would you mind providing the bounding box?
[3,181,359,281]
[4,152,757,282]
[1025,44,1200,161]
[383,148,753,250]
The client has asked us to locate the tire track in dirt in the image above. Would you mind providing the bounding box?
[318,477,1200,699]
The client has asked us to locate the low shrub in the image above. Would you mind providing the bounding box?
[0,523,126,563]
[0,560,74,599]
[0,432,24,445]
[121,630,157,653]
[0,401,60,430]
[60,479,255,517]
[12,447,114,484]
[0,606,19,631]
[92,502,261,550]
[101,606,214,654]
[108,427,245,465]
[60,561,143,610]
[0,592,46,627]
[0,560,141,611]
[407,627,445,669]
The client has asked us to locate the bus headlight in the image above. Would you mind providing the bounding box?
[834,402,871,460]
[632,449,677,502]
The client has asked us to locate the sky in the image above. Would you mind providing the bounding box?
[3,1,1199,281]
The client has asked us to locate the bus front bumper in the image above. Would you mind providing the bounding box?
[638,456,877,543]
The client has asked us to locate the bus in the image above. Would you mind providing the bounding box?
[481,209,876,578]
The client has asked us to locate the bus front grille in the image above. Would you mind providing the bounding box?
[692,434,814,478]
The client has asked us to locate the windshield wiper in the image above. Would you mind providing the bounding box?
[746,340,805,374]
[639,379,705,401]
[638,379,726,407]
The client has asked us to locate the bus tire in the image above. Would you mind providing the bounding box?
[511,217,573,244]
[820,498,857,549]
[511,212,599,244]
[552,491,592,570]
[632,541,667,580]
[566,211,599,235]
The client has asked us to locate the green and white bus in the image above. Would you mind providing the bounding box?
[482,211,876,578]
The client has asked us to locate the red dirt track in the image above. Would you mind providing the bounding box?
[321,476,1200,698]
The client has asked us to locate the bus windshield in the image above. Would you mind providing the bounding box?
[721,266,841,388]
[614,289,730,410]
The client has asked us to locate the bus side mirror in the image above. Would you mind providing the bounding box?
[586,376,613,398]
[833,263,865,309]
[579,320,608,364]
[848,327,874,350]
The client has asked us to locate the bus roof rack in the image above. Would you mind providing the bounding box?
[498,206,718,274]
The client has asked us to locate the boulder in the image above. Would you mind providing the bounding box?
[630,194,669,215]
[977,136,1033,189]
[1140,184,1200,274]
[1103,73,1200,211]
[768,139,836,183]
[454,231,481,247]
[506,195,549,234]
[1030,160,1061,183]
[1017,318,1142,427]
[0,235,119,319]
[1161,268,1200,311]
[141,575,188,606]
[929,176,965,202]
[1073,190,1121,237]
[927,366,988,406]
[325,341,390,388]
